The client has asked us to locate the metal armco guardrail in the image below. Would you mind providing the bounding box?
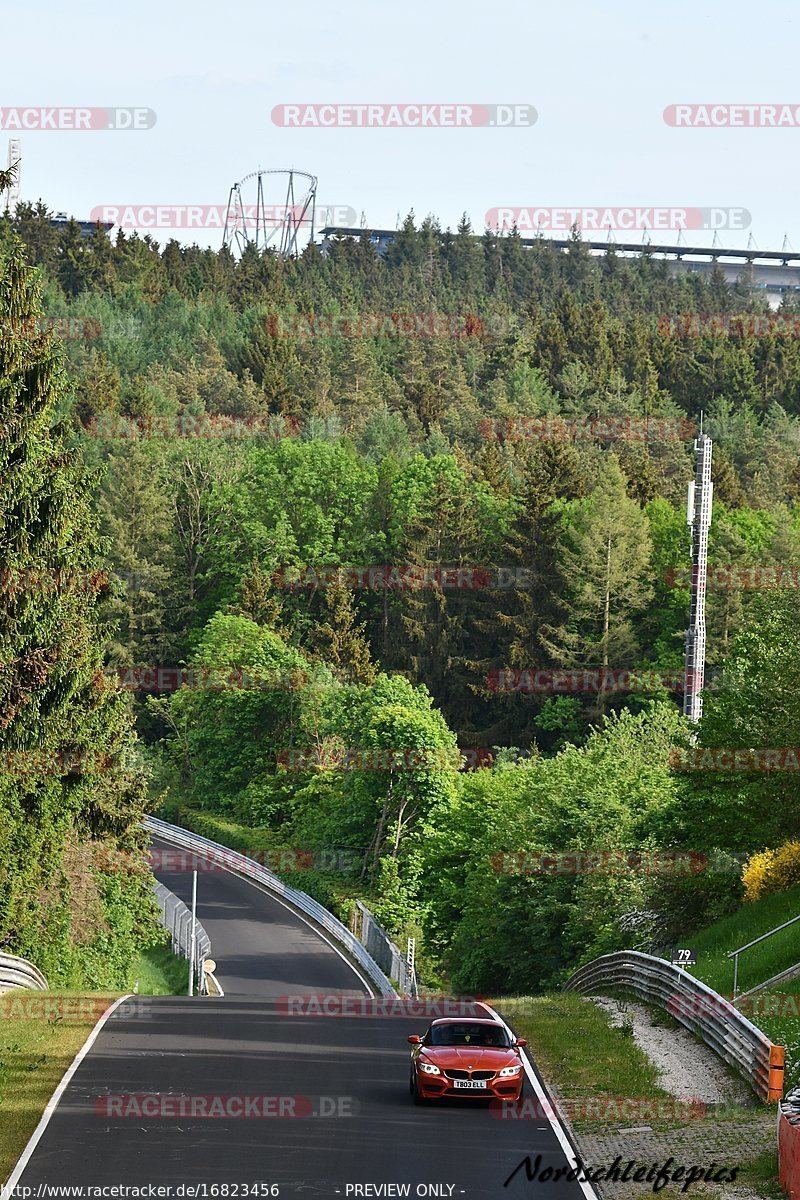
[564,950,785,1103]
[144,816,395,997]
[152,880,212,995]
[0,952,48,992]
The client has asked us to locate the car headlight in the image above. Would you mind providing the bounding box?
[419,1061,441,1075]
[499,1064,522,1077]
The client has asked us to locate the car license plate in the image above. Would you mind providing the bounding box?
[453,1079,487,1089]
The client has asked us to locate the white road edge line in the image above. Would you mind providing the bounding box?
[1,994,133,1199]
[152,837,375,999]
[478,1001,601,1200]
[4,846,375,1195]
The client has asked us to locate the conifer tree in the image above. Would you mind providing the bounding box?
[0,239,152,976]
[540,456,653,711]
[312,584,377,684]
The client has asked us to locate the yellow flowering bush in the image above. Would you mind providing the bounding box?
[743,842,800,902]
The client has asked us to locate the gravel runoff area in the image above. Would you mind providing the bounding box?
[553,997,777,1200]
[591,996,753,1107]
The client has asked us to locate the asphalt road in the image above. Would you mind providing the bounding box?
[150,839,366,998]
[8,836,594,1199]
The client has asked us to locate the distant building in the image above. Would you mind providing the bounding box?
[2,140,112,237]
[49,212,113,239]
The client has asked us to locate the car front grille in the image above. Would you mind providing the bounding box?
[444,1069,495,1080]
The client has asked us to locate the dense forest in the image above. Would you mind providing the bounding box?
[2,202,800,993]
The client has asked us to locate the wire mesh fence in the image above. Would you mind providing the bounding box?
[351,900,418,996]
[152,880,211,995]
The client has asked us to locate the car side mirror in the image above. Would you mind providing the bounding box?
[514,1038,527,1047]
[407,1035,422,1044]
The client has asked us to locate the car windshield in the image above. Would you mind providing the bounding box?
[427,1023,510,1048]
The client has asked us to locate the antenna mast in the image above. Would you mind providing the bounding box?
[2,139,21,213]
[683,431,713,724]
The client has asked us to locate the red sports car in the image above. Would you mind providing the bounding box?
[407,1017,527,1104]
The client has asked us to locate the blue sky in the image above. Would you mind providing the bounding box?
[4,0,798,251]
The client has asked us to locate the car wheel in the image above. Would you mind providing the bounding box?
[411,1072,427,1106]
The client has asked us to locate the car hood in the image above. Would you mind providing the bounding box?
[419,1046,519,1069]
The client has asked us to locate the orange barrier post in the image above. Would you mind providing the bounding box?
[770,1045,786,1103]
[779,1102,800,1197]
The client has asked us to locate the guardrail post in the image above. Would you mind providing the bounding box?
[733,951,739,999]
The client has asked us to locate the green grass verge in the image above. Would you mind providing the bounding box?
[689,884,800,996]
[498,993,669,1125]
[130,944,189,996]
[0,947,189,1183]
[496,993,769,1135]
[0,992,118,1185]
[736,1151,784,1198]
[684,884,800,1087]
[170,808,275,855]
